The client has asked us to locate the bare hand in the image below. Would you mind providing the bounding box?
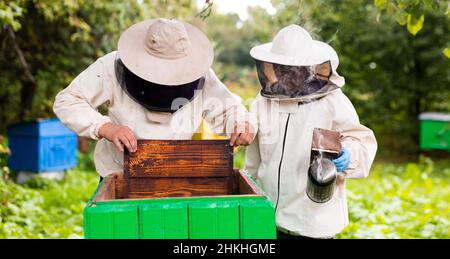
[230,122,256,147]
[98,123,137,152]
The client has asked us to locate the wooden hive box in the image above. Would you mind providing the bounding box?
[83,140,276,239]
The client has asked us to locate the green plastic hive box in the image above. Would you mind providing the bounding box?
[83,140,276,239]
[419,113,450,151]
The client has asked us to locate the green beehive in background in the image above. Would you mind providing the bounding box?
[83,140,276,239]
[419,113,450,152]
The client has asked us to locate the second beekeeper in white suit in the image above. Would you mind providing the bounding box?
[245,25,377,239]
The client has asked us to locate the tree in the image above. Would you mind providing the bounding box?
[237,0,450,155]
[0,0,198,131]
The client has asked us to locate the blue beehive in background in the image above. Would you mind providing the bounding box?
[7,118,77,173]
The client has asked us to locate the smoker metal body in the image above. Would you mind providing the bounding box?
[306,128,341,203]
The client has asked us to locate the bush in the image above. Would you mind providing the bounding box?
[0,169,99,238]
[338,157,450,238]
[0,135,11,180]
[0,148,99,239]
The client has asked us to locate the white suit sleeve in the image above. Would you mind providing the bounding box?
[244,99,261,177]
[330,90,377,179]
[53,56,113,140]
[202,69,257,135]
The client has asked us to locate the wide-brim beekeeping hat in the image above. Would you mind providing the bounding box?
[118,18,214,86]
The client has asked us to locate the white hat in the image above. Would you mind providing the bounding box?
[118,18,214,86]
[250,24,345,87]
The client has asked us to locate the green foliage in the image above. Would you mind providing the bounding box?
[1,0,448,156]
[0,0,140,129]
[0,0,198,131]
[0,135,11,180]
[0,168,98,238]
[196,0,214,20]
[373,0,447,37]
[0,136,98,238]
[224,0,450,157]
[202,11,258,67]
[444,47,450,58]
[338,157,450,238]
[406,13,425,35]
[0,0,24,30]
[235,140,449,239]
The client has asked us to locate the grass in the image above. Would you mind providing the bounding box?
[0,153,99,239]
[235,145,450,238]
[338,157,450,238]
[1,148,449,238]
[227,79,450,238]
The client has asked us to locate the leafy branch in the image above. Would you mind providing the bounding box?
[196,0,214,20]
[5,24,36,85]
[374,0,449,58]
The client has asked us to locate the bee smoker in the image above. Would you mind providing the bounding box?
[306,128,341,203]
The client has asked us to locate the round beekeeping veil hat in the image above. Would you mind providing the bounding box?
[250,24,345,87]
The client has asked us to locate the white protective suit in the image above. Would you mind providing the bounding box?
[245,88,377,238]
[54,51,255,177]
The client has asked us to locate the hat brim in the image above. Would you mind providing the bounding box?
[250,40,345,87]
[118,19,214,86]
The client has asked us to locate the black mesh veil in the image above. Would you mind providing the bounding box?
[115,56,204,113]
[254,59,338,101]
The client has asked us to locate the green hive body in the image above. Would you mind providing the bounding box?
[419,113,450,151]
[83,180,276,239]
[83,140,276,239]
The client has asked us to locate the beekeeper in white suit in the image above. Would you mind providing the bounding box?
[245,24,377,239]
[53,18,256,178]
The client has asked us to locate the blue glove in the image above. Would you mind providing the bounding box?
[333,147,351,172]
